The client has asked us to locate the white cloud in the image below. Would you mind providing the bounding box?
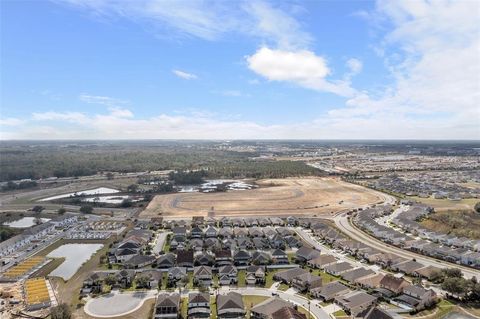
[0,117,24,126]
[346,58,362,76]
[57,0,312,49]
[79,94,127,106]
[246,47,356,96]
[32,111,89,123]
[3,107,477,140]
[172,69,198,80]
[242,1,312,49]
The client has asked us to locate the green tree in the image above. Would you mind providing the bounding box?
[441,277,468,296]
[58,207,67,215]
[80,205,93,214]
[104,274,116,287]
[475,202,480,213]
[50,303,71,319]
[32,205,44,213]
[135,275,150,289]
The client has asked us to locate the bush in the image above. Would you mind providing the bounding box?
[50,303,71,319]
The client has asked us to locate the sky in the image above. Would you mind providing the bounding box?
[0,0,479,140]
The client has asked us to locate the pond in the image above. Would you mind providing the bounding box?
[39,187,120,202]
[47,243,103,280]
[3,217,50,228]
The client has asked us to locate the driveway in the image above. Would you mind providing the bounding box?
[152,232,169,255]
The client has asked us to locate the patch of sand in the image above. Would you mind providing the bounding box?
[141,177,385,218]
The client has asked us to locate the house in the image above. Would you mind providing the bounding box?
[246,265,266,285]
[393,285,437,311]
[172,227,187,241]
[271,249,289,265]
[194,252,214,266]
[358,306,394,319]
[311,281,350,301]
[167,267,187,286]
[269,217,284,226]
[154,293,180,319]
[193,266,212,286]
[124,254,156,269]
[307,255,337,269]
[135,269,162,289]
[234,250,251,266]
[392,260,425,274]
[216,292,245,319]
[189,239,204,252]
[157,253,176,269]
[334,291,377,316]
[252,251,271,265]
[218,227,233,238]
[413,266,442,281]
[221,238,236,250]
[204,237,221,250]
[249,227,264,238]
[253,237,270,250]
[273,268,308,284]
[354,273,385,289]
[341,268,375,283]
[291,272,322,292]
[271,307,306,319]
[324,262,354,276]
[190,226,204,239]
[379,275,409,295]
[250,297,295,319]
[177,250,194,268]
[234,227,248,238]
[218,265,238,285]
[236,237,253,249]
[215,249,233,267]
[295,246,320,263]
[115,270,136,289]
[81,272,109,296]
[205,226,218,238]
[188,292,210,319]
[285,236,301,248]
[268,234,285,250]
[115,248,138,263]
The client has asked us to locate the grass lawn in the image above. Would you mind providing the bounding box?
[187,272,194,289]
[264,269,279,288]
[333,309,348,318]
[30,257,65,277]
[306,267,339,284]
[238,270,246,287]
[180,297,188,319]
[210,296,217,319]
[243,295,269,319]
[278,283,290,291]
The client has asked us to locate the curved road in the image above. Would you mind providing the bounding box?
[333,212,480,280]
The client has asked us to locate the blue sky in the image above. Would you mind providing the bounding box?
[1,0,479,139]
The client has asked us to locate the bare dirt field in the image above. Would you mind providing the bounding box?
[141,177,386,218]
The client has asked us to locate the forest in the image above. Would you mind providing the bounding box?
[0,141,322,181]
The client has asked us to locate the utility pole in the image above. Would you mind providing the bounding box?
[308,299,311,319]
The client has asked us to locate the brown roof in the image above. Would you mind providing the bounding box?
[272,306,307,319]
[354,273,385,288]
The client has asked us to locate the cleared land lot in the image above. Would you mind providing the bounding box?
[141,177,384,218]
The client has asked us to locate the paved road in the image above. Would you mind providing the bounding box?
[84,290,157,318]
[333,212,480,280]
[152,232,169,255]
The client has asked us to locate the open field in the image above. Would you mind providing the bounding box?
[420,210,480,239]
[408,196,478,211]
[141,177,386,218]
